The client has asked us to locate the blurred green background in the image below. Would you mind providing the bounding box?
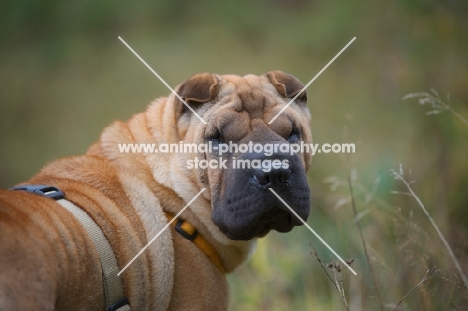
[1,0,468,310]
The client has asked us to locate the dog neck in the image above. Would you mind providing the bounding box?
[164,212,226,274]
[89,107,257,273]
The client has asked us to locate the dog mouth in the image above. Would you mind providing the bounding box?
[215,207,304,241]
[211,150,310,241]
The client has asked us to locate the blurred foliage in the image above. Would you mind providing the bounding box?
[1,0,468,310]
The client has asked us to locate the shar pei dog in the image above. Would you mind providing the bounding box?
[0,71,312,310]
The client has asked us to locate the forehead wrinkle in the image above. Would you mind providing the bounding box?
[233,78,265,119]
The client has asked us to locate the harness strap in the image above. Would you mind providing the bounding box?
[11,185,130,311]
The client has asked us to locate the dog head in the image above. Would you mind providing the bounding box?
[175,71,312,240]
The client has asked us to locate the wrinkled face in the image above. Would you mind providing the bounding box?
[177,71,312,240]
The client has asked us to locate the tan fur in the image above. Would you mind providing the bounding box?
[0,72,311,310]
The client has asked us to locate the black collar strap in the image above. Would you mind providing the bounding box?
[11,185,130,311]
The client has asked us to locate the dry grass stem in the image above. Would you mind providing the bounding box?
[389,165,468,289]
[392,267,440,311]
[311,247,353,311]
[403,90,468,126]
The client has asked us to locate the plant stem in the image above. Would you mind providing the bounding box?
[392,171,468,289]
[348,177,384,311]
[448,106,468,126]
[393,268,440,311]
[311,249,349,311]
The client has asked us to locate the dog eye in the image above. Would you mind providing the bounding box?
[287,127,301,142]
[207,131,228,154]
[208,133,231,156]
[208,131,224,144]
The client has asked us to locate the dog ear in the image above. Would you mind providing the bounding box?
[266,70,307,104]
[176,73,219,114]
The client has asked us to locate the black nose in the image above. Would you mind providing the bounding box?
[252,167,291,186]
